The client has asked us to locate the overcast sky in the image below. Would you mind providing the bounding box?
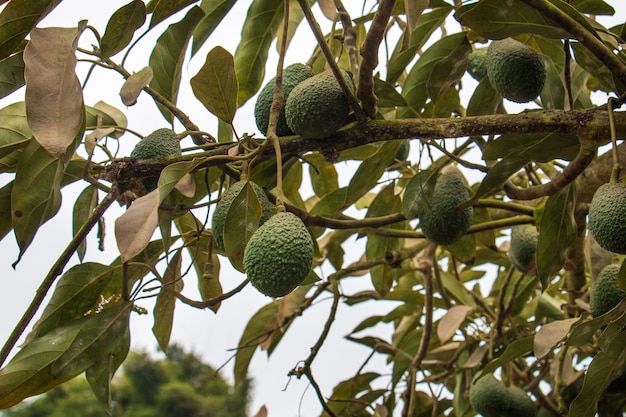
[0,1,624,416]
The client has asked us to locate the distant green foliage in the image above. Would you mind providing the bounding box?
[3,345,250,417]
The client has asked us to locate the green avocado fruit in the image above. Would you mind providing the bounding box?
[417,173,473,246]
[467,47,488,81]
[507,386,536,417]
[589,264,626,318]
[211,180,274,251]
[131,128,181,161]
[469,375,509,417]
[254,63,314,137]
[243,212,314,297]
[588,182,626,254]
[486,38,546,103]
[130,128,182,191]
[509,224,539,273]
[285,69,355,140]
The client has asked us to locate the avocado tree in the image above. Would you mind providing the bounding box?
[0,1,625,416]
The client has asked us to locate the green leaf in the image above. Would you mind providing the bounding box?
[572,41,625,93]
[0,0,62,60]
[569,330,626,417]
[0,302,132,409]
[191,0,237,56]
[191,46,238,123]
[471,154,529,202]
[149,6,205,123]
[23,25,85,161]
[0,101,30,160]
[11,139,65,265]
[344,141,400,209]
[373,77,407,107]
[223,182,263,272]
[153,250,184,351]
[534,317,580,359]
[566,299,626,346]
[571,0,615,14]
[536,184,577,289]
[72,185,98,262]
[27,263,115,342]
[308,159,338,198]
[476,336,534,379]
[397,33,469,118]
[455,0,571,39]
[100,0,147,59]
[234,301,279,386]
[402,169,437,219]
[365,182,404,295]
[482,133,580,162]
[233,0,284,106]
[0,181,12,241]
[147,0,198,28]
[386,5,453,84]
[0,51,24,99]
[467,76,500,117]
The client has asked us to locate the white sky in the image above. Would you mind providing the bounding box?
[0,1,624,416]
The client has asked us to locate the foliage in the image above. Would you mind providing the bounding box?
[0,0,625,416]
[2,344,250,417]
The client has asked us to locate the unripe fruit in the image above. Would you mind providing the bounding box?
[486,38,546,103]
[243,212,314,297]
[589,264,626,318]
[509,224,539,273]
[588,182,626,254]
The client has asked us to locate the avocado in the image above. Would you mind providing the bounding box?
[509,224,539,273]
[589,264,626,318]
[467,47,488,81]
[130,128,182,191]
[417,173,473,246]
[243,212,314,297]
[507,386,536,417]
[285,69,355,140]
[131,128,181,161]
[486,38,546,103]
[469,375,509,417]
[588,182,626,254]
[211,180,274,251]
[254,63,314,137]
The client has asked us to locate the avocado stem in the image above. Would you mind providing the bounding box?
[608,97,621,183]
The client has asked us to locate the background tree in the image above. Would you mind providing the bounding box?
[2,344,251,417]
[0,1,624,416]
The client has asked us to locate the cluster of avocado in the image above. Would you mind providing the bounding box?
[254,64,354,139]
[508,224,539,274]
[210,180,314,298]
[588,182,626,254]
[416,172,473,246]
[589,263,626,318]
[467,38,546,103]
[469,374,536,417]
[130,128,182,191]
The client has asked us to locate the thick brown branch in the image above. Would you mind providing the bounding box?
[503,148,596,200]
[358,0,397,116]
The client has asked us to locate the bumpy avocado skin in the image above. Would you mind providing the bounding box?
[588,182,626,254]
[243,212,314,297]
[131,128,181,160]
[211,181,274,251]
[254,63,314,137]
[467,47,488,81]
[509,224,539,273]
[486,38,546,103]
[507,386,536,417]
[285,69,354,140]
[469,375,509,417]
[418,173,473,246]
[589,264,626,318]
